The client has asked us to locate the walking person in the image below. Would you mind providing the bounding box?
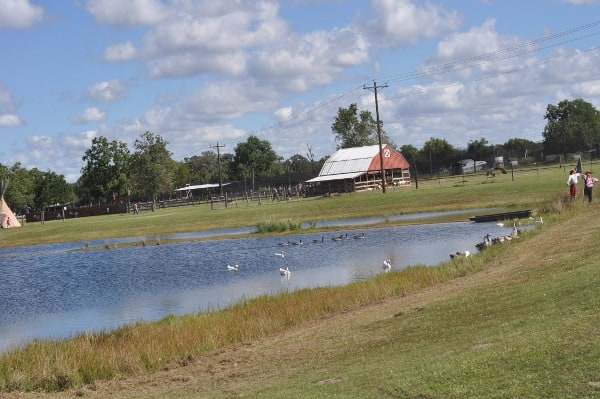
[567,169,581,201]
[583,171,599,203]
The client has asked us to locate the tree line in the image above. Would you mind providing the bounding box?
[1,98,599,213]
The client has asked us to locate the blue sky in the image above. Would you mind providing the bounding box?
[1,0,600,182]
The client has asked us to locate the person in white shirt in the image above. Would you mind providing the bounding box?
[567,169,581,201]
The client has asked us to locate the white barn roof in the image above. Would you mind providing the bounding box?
[318,145,381,176]
[306,144,410,184]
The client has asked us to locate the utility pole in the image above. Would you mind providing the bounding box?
[211,142,225,195]
[364,80,388,193]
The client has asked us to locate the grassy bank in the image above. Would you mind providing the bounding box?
[2,164,598,398]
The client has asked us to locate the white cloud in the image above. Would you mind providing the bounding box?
[359,0,462,48]
[103,42,137,62]
[84,0,168,27]
[87,79,127,103]
[97,1,289,78]
[0,114,22,127]
[561,0,600,3]
[0,0,43,29]
[274,107,293,122]
[250,28,369,91]
[0,86,22,127]
[71,107,107,124]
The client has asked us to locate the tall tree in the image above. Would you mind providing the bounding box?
[0,162,35,211]
[466,138,492,163]
[129,131,175,201]
[331,103,393,149]
[30,168,74,210]
[78,136,130,204]
[542,98,600,157]
[421,138,458,175]
[231,135,279,179]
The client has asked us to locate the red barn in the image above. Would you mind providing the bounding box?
[306,144,411,194]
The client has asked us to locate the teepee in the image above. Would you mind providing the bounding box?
[0,179,21,228]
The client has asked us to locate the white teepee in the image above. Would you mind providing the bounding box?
[0,179,21,228]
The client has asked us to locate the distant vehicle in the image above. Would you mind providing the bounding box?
[454,159,487,174]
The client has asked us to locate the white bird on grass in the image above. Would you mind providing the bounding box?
[449,251,470,259]
[382,259,392,269]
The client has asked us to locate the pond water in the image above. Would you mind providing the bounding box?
[0,215,517,352]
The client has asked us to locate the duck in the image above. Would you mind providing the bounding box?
[279,266,291,276]
[449,251,470,259]
[382,259,392,269]
[227,264,240,271]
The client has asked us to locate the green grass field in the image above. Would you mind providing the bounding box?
[2,164,600,398]
[0,164,570,248]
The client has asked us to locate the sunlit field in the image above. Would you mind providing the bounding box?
[0,164,572,248]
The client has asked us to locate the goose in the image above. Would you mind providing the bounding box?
[279,266,291,276]
[449,251,470,259]
[353,232,365,239]
[274,251,286,258]
[291,239,303,245]
[278,241,290,246]
[331,234,345,241]
[382,259,392,269]
[227,264,240,271]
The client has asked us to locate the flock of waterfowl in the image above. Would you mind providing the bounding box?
[226,231,387,276]
[463,216,543,257]
[227,216,544,275]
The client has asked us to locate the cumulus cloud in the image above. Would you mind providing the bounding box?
[87,79,127,103]
[358,0,462,48]
[250,28,369,91]
[84,0,169,27]
[103,42,137,62]
[94,1,297,79]
[0,86,22,127]
[0,114,22,127]
[71,107,107,124]
[15,131,97,182]
[0,0,44,29]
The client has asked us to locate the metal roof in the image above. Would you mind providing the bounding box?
[318,144,382,176]
[175,183,230,191]
[305,172,363,183]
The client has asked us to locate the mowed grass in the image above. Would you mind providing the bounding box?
[0,165,569,248]
[2,164,599,398]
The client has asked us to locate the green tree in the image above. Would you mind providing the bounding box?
[466,138,492,164]
[129,131,175,201]
[231,136,279,179]
[542,99,600,157]
[331,103,394,149]
[0,163,35,211]
[421,138,458,175]
[30,168,74,210]
[78,136,131,204]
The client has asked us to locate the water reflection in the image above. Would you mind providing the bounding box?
[0,218,521,352]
